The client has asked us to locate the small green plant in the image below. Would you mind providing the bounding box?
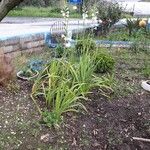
[94,52,115,73]
[75,38,96,56]
[124,18,140,36]
[42,111,63,128]
[55,44,65,58]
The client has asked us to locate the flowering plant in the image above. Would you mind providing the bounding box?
[61,6,69,19]
[82,5,88,20]
[61,6,72,48]
[91,7,98,21]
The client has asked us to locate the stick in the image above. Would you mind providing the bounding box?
[132,137,150,143]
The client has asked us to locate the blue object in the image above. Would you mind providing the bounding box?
[29,60,46,72]
[95,40,131,46]
[69,0,82,4]
[45,33,57,48]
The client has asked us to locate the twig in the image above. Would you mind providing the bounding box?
[132,137,150,143]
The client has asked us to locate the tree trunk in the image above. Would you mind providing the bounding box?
[0,0,24,21]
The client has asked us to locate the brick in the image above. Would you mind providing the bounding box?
[21,40,45,50]
[5,51,21,58]
[20,34,44,44]
[1,44,20,53]
[21,46,44,54]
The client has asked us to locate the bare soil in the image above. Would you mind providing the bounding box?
[0,50,150,150]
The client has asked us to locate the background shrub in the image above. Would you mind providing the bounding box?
[75,38,96,56]
[0,53,15,85]
[94,52,115,73]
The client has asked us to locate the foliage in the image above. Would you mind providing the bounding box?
[75,38,96,56]
[94,52,115,73]
[124,18,141,36]
[31,58,87,127]
[50,7,61,13]
[0,53,15,86]
[9,7,81,18]
[55,44,65,58]
[42,111,63,128]
[31,49,111,127]
[96,0,122,34]
[68,54,96,94]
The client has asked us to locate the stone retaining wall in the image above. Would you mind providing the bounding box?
[0,33,45,57]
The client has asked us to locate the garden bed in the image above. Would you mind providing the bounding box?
[0,48,150,149]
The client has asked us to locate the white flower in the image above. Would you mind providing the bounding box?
[65,42,71,48]
[66,14,69,18]
[66,11,69,15]
[61,34,65,38]
[73,6,77,10]
[62,13,65,17]
[82,13,88,20]
[91,13,95,17]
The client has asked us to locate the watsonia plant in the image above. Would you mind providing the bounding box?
[31,47,112,127]
[31,58,87,126]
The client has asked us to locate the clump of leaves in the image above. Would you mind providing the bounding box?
[94,52,115,73]
[42,111,63,128]
[75,38,96,56]
[0,52,15,86]
[124,18,141,36]
[96,0,122,34]
[55,44,65,58]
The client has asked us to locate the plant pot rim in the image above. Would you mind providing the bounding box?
[141,80,150,92]
[17,70,39,81]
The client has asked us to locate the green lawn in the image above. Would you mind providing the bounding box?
[8,7,81,18]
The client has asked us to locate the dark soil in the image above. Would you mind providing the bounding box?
[0,80,150,150]
[0,50,150,150]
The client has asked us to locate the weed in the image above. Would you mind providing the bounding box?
[94,52,115,73]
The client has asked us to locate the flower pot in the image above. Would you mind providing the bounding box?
[141,80,150,92]
[17,70,39,81]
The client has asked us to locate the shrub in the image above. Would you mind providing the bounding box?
[75,38,96,56]
[0,53,15,85]
[124,18,141,36]
[96,0,122,34]
[94,52,115,73]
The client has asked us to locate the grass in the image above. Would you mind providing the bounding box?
[110,49,150,97]
[97,28,150,42]
[8,7,81,18]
